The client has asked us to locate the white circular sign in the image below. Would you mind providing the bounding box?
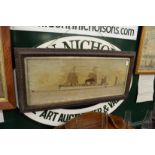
[25,36,126,127]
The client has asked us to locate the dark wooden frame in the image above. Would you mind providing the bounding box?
[14,48,135,112]
[0,26,16,110]
[136,26,155,74]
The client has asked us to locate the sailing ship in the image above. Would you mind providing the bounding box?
[59,67,109,90]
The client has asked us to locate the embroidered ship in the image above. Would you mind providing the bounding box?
[59,67,109,90]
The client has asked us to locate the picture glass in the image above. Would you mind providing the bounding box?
[139,26,155,71]
[24,56,130,106]
[0,34,8,102]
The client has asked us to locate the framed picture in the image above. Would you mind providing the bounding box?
[14,48,135,112]
[0,26,16,110]
[136,26,155,74]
